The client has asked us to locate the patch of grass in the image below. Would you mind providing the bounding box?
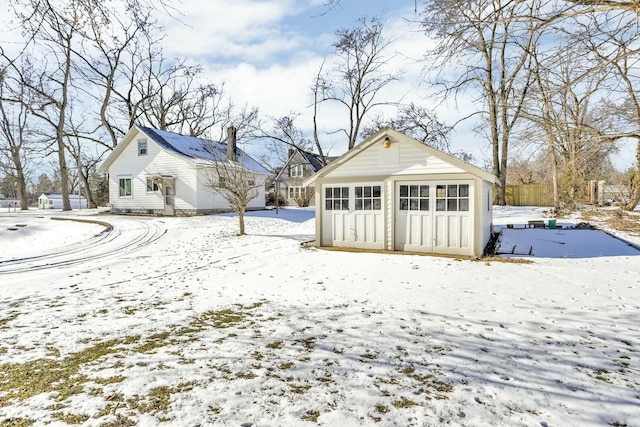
[92,375,126,385]
[0,312,19,329]
[0,418,35,427]
[0,347,7,355]
[236,371,257,379]
[301,410,320,422]
[289,383,312,394]
[476,256,534,264]
[392,397,419,409]
[266,341,284,349]
[279,362,295,370]
[0,339,123,405]
[51,412,90,424]
[99,414,136,427]
[128,382,194,415]
[360,353,378,360]
[375,404,389,414]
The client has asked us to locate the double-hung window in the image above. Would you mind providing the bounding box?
[119,178,132,197]
[138,140,147,156]
[146,177,159,192]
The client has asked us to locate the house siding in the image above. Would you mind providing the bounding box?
[325,142,464,179]
[108,129,197,214]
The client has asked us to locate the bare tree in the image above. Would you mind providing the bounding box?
[0,71,31,209]
[205,127,264,236]
[361,103,466,159]
[422,0,542,205]
[322,17,401,150]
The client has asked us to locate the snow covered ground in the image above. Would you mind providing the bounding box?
[0,206,639,426]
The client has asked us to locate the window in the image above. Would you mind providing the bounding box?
[138,140,147,156]
[399,185,429,211]
[146,177,159,192]
[289,164,304,177]
[119,178,132,197]
[325,186,349,210]
[355,185,381,210]
[436,184,469,212]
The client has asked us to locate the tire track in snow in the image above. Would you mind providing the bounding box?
[0,217,166,274]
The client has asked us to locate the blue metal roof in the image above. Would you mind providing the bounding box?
[138,126,270,175]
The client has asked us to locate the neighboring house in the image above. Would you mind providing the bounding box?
[275,148,327,207]
[98,126,270,216]
[38,194,88,210]
[303,128,499,257]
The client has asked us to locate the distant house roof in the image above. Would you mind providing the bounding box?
[99,126,270,175]
[39,194,87,200]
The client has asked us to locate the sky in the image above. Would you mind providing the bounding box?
[154,0,490,164]
[0,0,635,174]
[154,0,636,171]
[1,206,639,425]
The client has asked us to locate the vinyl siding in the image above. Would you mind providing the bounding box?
[107,129,197,212]
[325,142,465,179]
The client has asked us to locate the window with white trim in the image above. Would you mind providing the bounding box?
[119,178,132,197]
[138,140,147,156]
[436,184,469,212]
[146,177,159,192]
[399,185,429,211]
[289,164,304,177]
[355,185,381,210]
[325,186,349,210]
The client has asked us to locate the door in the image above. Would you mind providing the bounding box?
[395,182,472,255]
[321,184,384,249]
[164,183,175,216]
[395,183,432,252]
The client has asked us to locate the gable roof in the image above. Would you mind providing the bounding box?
[304,127,500,186]
[99,126,270,175]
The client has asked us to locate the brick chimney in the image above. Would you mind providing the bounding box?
[226,126,237,162]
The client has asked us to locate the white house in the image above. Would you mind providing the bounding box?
[303,128,499,257]
[98,126,270,216]
[38,194,88,210]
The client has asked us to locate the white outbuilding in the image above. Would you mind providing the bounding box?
[38,194,88,210]
[303,128,499,257]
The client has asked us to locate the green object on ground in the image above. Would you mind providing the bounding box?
[548,219,557,229]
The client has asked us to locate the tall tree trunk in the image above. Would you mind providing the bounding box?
[624,139,640,211]
[11,151,29,210]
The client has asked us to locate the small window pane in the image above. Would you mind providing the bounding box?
[333,188,341,198]
[325,200,332,210]
[459,199,469,211]
[325,188,332,198]
[363,199,372,210]
[341,200,349,210]
[373,199,381,210]
[420,185,429,198]
[355,199,363,210]
[373,186,381,197]
[364,186,371,197]
[436,185,446,197]
[400,198,408,210]
[400,185,408,197]
[410,185,419,197]
[436,199,446,211]
[420,199,429,211]
[447,185,458,197]
[334,200,341,210]
[355,187,363,198]
[410,199,418,210]
[342,187,349,197]
[459,185,469,197]
[447,199,458,211]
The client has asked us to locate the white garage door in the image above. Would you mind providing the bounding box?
[321,184,384,249]
[395,182,472,255]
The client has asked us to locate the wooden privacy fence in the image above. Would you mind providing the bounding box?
[497,184,554,206]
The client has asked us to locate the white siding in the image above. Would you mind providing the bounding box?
[108,129,197,212]
[195,168,267,211]
[325,142,465,179]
